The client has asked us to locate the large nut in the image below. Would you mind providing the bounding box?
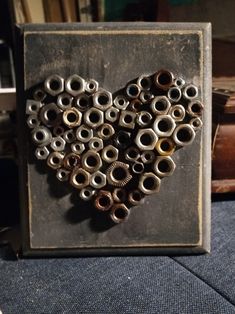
[154,69,174,90]
[76,125,93,143]
[183,84,199,100]
[169,104,185,122]
[105,107,120,123]
[63,107,82,128]
[39,103,62,127]
[167,86,182,103]
[32,126,52,146]
[110,203,130,224]
[81,150,102,173]
[113,95,129,110]
[80,187,96,201]
[26,99,42,114]
[88,137,104,152]
[94,190,113,211]
[56,168,70,182]
[136,111,152,127]
[138,172,161,195]
[65,74,85,96]
[85,79,99,94]
[57,93,73,110]
[50,136,66,152]
[44,74,64,96]
[137,74,152,90]
[84,107,104,128]
[63,129,76,143]
[135,128,158,151]
[63,153,81,170]
[97,123,115,140]
[93,89,112,111]
[155,138,175,156]
[126,83,141,99]
[27,115,40,129]
[70,168,90,189]
[75,94,91,111]
[101,145,119,163]
[71,141,85,154]
[47,152,64,169]
[119,110,136,129]
[90,171,106,189]
[173,124,196,146]
[150,96,171,115]
[153,115,176,137]
[187,100,204,117]
[106,161,132,187]
[35,146,49,160]
[153,156,176,177]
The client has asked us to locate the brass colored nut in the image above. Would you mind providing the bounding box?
[138,172,161,195]
[75,94,91,111]
[71,141,85,154]
[137,74,152,90]
[110,203,130,224]
[70,168,90,189]
[63,153,81,170]
[183,84,199,100]
[26,99,42,114]
[32,126,52,146]
[57,93,73,110]
[141,151,155,164]
[106,161,132,187]
[153,156,176,177]
[187,100,204,117]
[88,137,104,152]
[47,152,64,170]
[101,145,119,163]
[150,96,171,115]
[50,136,66,152]
[63,108,82,128]
[154,69,174,90]
[63,129,76,143]
[119,110,136,129]
[105,107,120,122]
[80,187,96,201]
[81,150,102,173]
[56,168,70,182]
[167,86,182,103]
[39,103,62,127]
[84,107,104,128]
[44,74,64,96]
[93,89,112,111]
[76,125,93,143]
[90,171,106,189]
[112,188,127,203]
[35,146,50,160]
[155,138,175,156]
[169,104,185,122]
[135,128,158,151]
[97,123,115,140]
[65,74,85,96]
[94,190,113,211]
[128,189,143,206]
[27,115,40,129]
[153,115,176,137]
[126,83,141,99]
[190,117,203,131]
[113,95,129,110]
[173,124,196,146]
[85,79,99,94]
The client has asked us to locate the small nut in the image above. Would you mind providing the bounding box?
[169,104,185,122]
[153,156,176,177]
[80,187,96,201]
[84,107,104,128]
[97,123,115,140]
[44,74,64,96]
[154,69,174,90]
[27,115,40,129]
[53,125,65,137]
[190,117,203,131]
[139,172,161,195]
[63,153,81,170]
[125,147,140,162]
[63,108,82,128]
[167,86,182,103]
[128,189,143,206]
[114,131,131,149]
[65,74,85,96]
[81,150,102,173]
[33,89,46,102]
[63,129,76,143]
[93,89,112,111]
[174,77,185,88]
[56,168,70,181]
[112,188,127,203]
[70,168,90,189]
[47,152,64,169]
[101,145,119,163]
[94,190,113,211]
[35,146,49,160]
[113,95,129,110]
[126,83,140,99]
[183,84,199,100]
[88,137,104,152]
[75,94,91,111]
[137,74,152,90]
[153,115,176,137]
[155,138,175,156]
[135,128,158,151]
[57,93,73,110]
[106,161,132,187]
[139,91,154,103]
[173,124,196,146]
[132,162,144,174]
[136,111,152,127]
[129,99,143,112]
[119,110,136,129]
[76,125,93,143]
[90,171,106,189]
[187,100,204,117]
[71,141,85,154]
[32,126,52,146]
[110,204,130,224]
[26,99,42,115]
[151,96,171,115]
[105,107,120,122]
[141,151,155,164]
[85,79,99,94]
[50,136,66,152]
[39,103,62,127]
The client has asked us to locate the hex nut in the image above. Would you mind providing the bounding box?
[50,136,66,152]
[153,115,176,137]
[139,91,154,103]
[63,129,76,143]
[173,124,196,146]
[141,151,155,164]
[63,107,82,128]
[63,153,81,170]
[39,103,62,127]
[167,86,182,103]
[112,188,127,203]
[79,187,96,201]
[75,94,91,111]
[155,138,175,156]
[81,150,102,173]
[56,168,70,182]
[101,145,119,163]
[153,156,176,177]
[113,95,129,110]
[57,93,73,110]
[154,70,174,90]
[88,137,104,152]
[84,107,104,128]
[106,161,132,187]
[53,125,65,137]
[135,128,158,151]
[110,204,130,224]
[85,79,99,94]
[90,171,106,189]
[137,74,152,90]
[94,190,113,211]
[47,152,64,169]
[187,100,204,117]
[71,141,85,154]
[44,74,64,96]
[128,189,143,206]
[125,147,140,162]
[33,89,46,102]
[129,99,143,112]
[126,83,140,99]
[151,96,171,115]
[183,84,199,100]
[132,162,144,174]
[169,104,185,122]
[93,89,112,111]
[65,74,85,96]
[174,77,185,88]
[114,131,131,149]
[138,172,161,195]
[97,123,115,140]
[70,168,90,189]
[136,111,152,127]
[35,146,49,160]
[190,117,203,131]
[32,126,52,146]
[26,99,42,115]
[105,107,120,122]
[119,110,136,129]
[27,115,40,129]
[76,125,93,143]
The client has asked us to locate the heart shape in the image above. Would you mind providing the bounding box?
[26,70,203,224]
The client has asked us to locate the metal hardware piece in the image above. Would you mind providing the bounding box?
[47,151,64,169]
[106,161,132,187]
[174,77,185,88]
[53,125,65,137]
[137,74,152,90]
[183,84,199,100]
[63,129,76,143]
[132,162,144,174]
[81,150,102,173]
[101,145,119,163]
[97,123,115,140]
[153,115,176,137]
[63,107,82,128]
[50,136,66,152]
[110,203,130,224]
[63,152,81,170]
[71,141,85,154]
[76,125,93,143]
[39,103,62,127]
[93,89,112,111]
[35,146,50,160]
[44,74,64,96]
[114,131,131,149]
[95,190,113,211]
[139,91,153,103]
[154,69,174,90]
[112,188,127,203]
[136,111,152,127]
[141,151,155,164]
[80,187,96,201]
[75,94,91,111]
[33,88,46,101]
[85,79,99,94]
[139,172,161,195]
[155,138,175,156]
[190,117,203,131]
[27,115,40,129]
[169,104,185,122]
[187,100,204,117]
[113,95,129,110]
[128,189,143,206]
[173,124,196,146]
[56,168,70,182]
[125,146,140,162]
[32,126,52,146]
[129,99,143,112]
[70,168,90,189]
[90,171,106,189]
[84,107,104,128]
[153,156,176,177]
[65,74,85,96]
[126,83,141,99]
[105,107,120,122]
[151,96,171,115]
[119,110,136,129]
[26,99,42,114]
[88,137,104,152]
[57,93,73,110]
[167,86,182,103]
[135,128,158,151]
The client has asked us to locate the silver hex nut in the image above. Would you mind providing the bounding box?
[105,107,120,123]
[65,74,85,96]
[135,128,158,151]
[113,95,129,110]
[44,74,64,96]
[35,146,49,160]
[119,110,136,129]
[151,96,171,115]
[70,168,90,189]
[93,89,112,111]
[26,99,42,115]
[84,107,104,128]
[50,136,66,152]
[153,115,176,137]
[76,125,93,143]
[90,171,107,189]
[138,172,161,195]
[101,145,119,163]
[85,79,99,94]
[153,156,176,177]
[71,141,85,154]
[88,137,103,152]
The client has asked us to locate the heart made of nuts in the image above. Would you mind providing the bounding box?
[26,70,203,224]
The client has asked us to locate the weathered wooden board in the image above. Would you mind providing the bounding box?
[16,23,211,256]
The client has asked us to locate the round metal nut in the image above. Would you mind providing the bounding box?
[150,96,171,115]
[138,172,161,195]
[119,110,136,129]
[169,104,185,122]
[80,187,96,201]
[154,69,174,90]
[44,74,64,96]
[190,117,203,131]
[174,77,185,88]
[63,129,76,143]
[93,89,112,111]
[139,91,154,103]
[32,126,52,146]
[50,136,66,152]
[56,168,70,182]
[101,145,119,163]
[75,94,91,111]
[63,107,82,128]
[136,111,152,127]
[126,83,141,99]
[94,190,113,211]
[135,128,158,151]
[70,168,90,189]
[53,125,65,137]
[141,151,155,164]
[90,171,106,189]
[172,124,196,146]
[27,115,40,129]
[187,100,204,117]
[137,74,152,90]
[153,115,176,137]
[110,204,130,224]
[84,107,104,128]
[65,74,85,96]
[128,189,143,206]
[35,146,49,160]
[97,123,115,140]
[71,141,85,154]
[183,84,199,100]
[85,79,99,94]
[63,153,81,170]
[113,95,129,110]
[57,93,73,110]
[167,86,182,103]
[153,156,176,177]
[125,147,140,162]
[105,107,120,123]
[112,188,127,203]
[129,99,143,112]
[39,103,62,127]
[115,131,131,149]
[76,125,93,143]
[26,100,42,115]
[47,152,64,169]
[155,138,175,156]
[132,162,144,174]
[106,161,132,187]
[81,150,102,173]
[88,137,104,152]
[33,89,46,102]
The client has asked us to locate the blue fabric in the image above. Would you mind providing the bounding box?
[0,201,235,314]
